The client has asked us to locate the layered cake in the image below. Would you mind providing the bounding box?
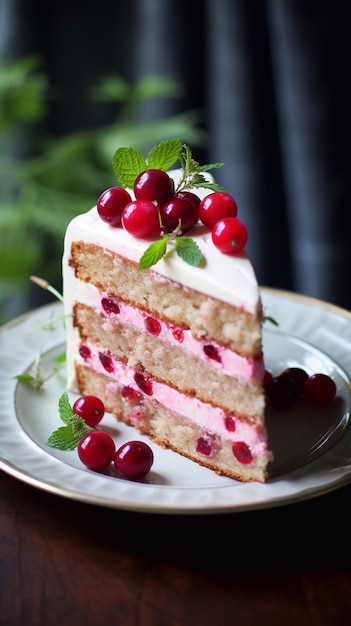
[62,140,272,482]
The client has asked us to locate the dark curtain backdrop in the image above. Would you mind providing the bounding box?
[1,0,351,309]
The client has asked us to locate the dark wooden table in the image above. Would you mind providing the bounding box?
[1,469,351,626]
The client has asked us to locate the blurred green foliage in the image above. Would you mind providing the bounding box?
[0,56,206,324]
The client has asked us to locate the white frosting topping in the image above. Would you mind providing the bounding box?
[62,169,261,314]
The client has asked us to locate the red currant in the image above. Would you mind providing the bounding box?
[78,431,116,471]
[304,373,337,406]
[199,192,238,229]
[73,395,105,427]
[174,190,201,207]
[232,441,253,464]
[122,200,162,239]
[280,367,308,396]
[134,169,174,205]
[266,375,299,409]
[114,440,154,479]
[211,217,248,255]
[263,369,274,390]
[97,187,132,227]
[160,196,199,234]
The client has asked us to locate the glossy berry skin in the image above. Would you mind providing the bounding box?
[211,217,248,255]
[114,440,154,479]
[134,169,174,205]
[266,375,299,409]
[122,200,162,239]
[174,190,201,207]
[199,192,238,229]
[280,367,308,396]
[97,187,132,227]
[78,431,116,471]
[160,196,199,234]
[304,373,337,406]
[73,395,105,427]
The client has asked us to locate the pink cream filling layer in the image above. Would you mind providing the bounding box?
[78,342,268,458]
[77,282,264,383]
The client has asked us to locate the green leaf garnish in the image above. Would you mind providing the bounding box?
[15,347,66,390]
[139,237,168,270]
[112,139,226,270]
[146,138,182,170]
[46,391,91,450]
[46,422,87,451]
[113,147,147,187]
[176,144,226,193]
[15,373,38,383]
[139,235,203,270]
[175,237,202,266]
[58,390,74,424]
[263,314,279,326]
[113,138,183,188]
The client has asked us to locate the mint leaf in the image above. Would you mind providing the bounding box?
[46,419,90,451]
[58,390,74,424]
[175,237,202,266]
[54,352,66,366]
[147,138,182,170]
[175,144,226,193]
[263,314,279,326]
[15,373,37,383]
[190,172,226,192]
[199,162,224,172]
[47,393,91,450]
[113,147,147,187]
[139,237,168,270]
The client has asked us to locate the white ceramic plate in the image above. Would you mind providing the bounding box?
[1,288,351,514]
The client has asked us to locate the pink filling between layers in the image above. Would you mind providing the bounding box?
[78,343,268,458]
[78,282,264,383]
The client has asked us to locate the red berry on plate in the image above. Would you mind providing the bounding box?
[199,192,238,229]
[97,187,132,227]
[304,373,337,406]
[78,431,116,471]
[266,375,299,409]
[73,395,105,427]
[134,169,174,205]
[114,440,154,479]
[263,369,274,390]
[160,196,199,234]
[280,367,308,396]
[211,217,248,255]
[122,199,162,239]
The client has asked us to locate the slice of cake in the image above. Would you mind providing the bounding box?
[62,141,272,482]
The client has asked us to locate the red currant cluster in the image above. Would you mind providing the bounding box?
[264,367,337,409]
[97,168,248,255]
[72,395,154,478]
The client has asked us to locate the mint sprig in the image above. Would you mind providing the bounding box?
[113,138,183,187]
[113,139,226,270]
[175,237,202,266]
[46,391,91,450]
[139,235,202,270]
[15,350,66,390]
[176,143,226,193]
